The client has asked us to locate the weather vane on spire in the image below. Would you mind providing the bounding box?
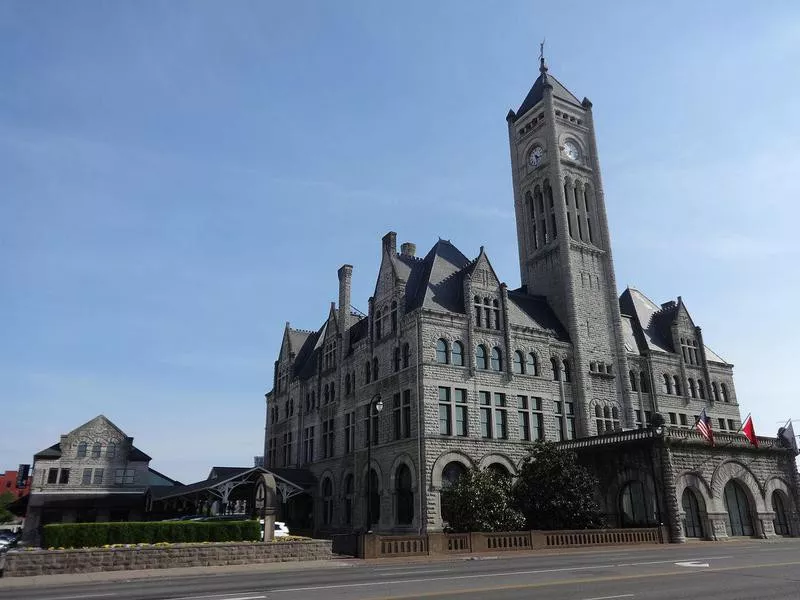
[539,38,548,74]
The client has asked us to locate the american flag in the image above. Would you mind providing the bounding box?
[695,408,715,445]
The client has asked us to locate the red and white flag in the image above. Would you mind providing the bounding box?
[742,414,758,448]
[695,408,715,446]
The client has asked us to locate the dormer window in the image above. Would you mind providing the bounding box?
[77,442,87,458]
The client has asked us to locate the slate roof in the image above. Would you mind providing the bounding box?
[405,240,472,313]
[507,288,570,342]
[288,329,312,355]
[619,287,728,364]
[516,71,583,119]
[33,441,151,462]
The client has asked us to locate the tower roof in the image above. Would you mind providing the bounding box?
[516,72,582,119]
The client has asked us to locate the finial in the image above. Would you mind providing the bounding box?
[539,39,548,75]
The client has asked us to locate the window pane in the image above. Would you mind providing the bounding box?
[438,387,449,402]
[480,391,491,406]
[495,410,507,439]
[439,405,451,435]
[455,406,467,437]
[455,388,467,403]
[517,395,528,409]
[519,412,530,441]
[480,407,491,438]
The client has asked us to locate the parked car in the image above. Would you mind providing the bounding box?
[0,532,20,552]
[259,519,289,538]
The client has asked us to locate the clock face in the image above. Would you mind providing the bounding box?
[528,146,544,167]
[563,141,580,161]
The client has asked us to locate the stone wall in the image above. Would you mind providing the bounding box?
[1,540,332,578]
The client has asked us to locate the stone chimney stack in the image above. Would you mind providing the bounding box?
[400,242,416,257]
[382,231,397,255]
[338,264,353,348]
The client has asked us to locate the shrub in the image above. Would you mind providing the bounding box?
[43,520,261,549]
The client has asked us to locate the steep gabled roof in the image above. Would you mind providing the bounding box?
[516,72,582,119]
[506,288,569,342]
[288,329,312,355]
[405,239,472,313]
[34,443,62,459]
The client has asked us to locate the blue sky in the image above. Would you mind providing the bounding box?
[2,1,799,483]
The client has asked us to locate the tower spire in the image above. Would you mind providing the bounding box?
[539,39,548,79]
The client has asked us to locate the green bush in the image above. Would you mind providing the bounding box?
[43,520,261,549]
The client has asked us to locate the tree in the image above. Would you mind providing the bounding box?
[440,468,525,533]
[0,491,16,523]
[512,441,606,530]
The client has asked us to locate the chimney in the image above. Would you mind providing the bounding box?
[400,242,416,257]
[338,264,353,347]
[382,231,397,255]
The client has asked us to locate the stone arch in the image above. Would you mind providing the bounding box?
[389,453,417,491]
[430,451,474,491]
[674,470,714,509]
[360,460,384,493]
[339,469,355,498]
[764,475,794,509]
[710,460,766,513]
[477,453,517,477]
[605,465,657,527]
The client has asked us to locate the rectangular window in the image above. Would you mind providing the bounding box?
[93,468,104,485]
[669,412,677,425]
[327,419,335,457]
[635,409,643,429]
[322,421,330,458]
[47,468,58,484]
[58,469,70,484]
[679,413,688,426]
[402,389,412,438]
[728,419,736,432]
[494,393,507,439]
[454,388,467,437]
[393,393,402,440]
[644,411,652,427]
[114,469,135,485]
[438,387,452,436]
[566,401,575,439]
[518,395,531,441]
[91,444,102,459]
[82,468,92,485]
[303,426,315,463]
[718,418,726,431]
[480,391,492,438]
[345,413,354,454]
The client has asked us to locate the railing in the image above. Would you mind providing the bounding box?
[360,527,663,558]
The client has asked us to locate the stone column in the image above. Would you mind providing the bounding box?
[758,512,776,539]
[706,513,729,540]
[658,442,685,543]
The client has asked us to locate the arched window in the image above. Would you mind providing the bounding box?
[375,310,382,340]
[106,442,116,459]
[372,357,379,380]
[673,375,682,396]
[612,406,619,429]
[436,339,449,364]
[629,370,638,392]
[345,374,351,395]
[492,299,501,329]
[663,374,673,394]
[513,351,524,374]
[474,296,482,327]
[452,341,464,366]
[324,384,330,404]
[682,488,704,538]
[476,345,488,370]
[440,461,468,525]
[367,469,381,526]
[688,378,697,398]
[527,353,539,376]
[698,379,706,399]
[365,361,371,384]
[402,343,410,369]
[487,463,510,478]
[491,347,503,371]
[394,347,401,372]
[77,442,87,458]
[724,480,754,536]
[551,357,561,381]
[712,382,720,402]
[92,442,101,458]
[620,481,654,527]
[595,405,604,433]
[720,383,729,403]
[396,465,414,525]
[322,478,333,526]
[772,491,790,536]
[562,359,571,382]
[640,371,649,393]
[391,301,398,333]
[344,474,354,525]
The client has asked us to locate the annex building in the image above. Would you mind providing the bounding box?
[264,58,799,542]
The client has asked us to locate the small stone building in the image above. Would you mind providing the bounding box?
[263,57,799,541]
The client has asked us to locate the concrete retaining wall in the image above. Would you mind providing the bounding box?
[1,540,332,577]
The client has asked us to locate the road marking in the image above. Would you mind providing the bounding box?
[362,560,800,600]
[582,595,634,600]
[675,561,710,567]
[39,595,116,600]
[378,569,450,576]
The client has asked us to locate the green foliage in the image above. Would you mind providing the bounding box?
[440,468,525,533]
[0,491,16,523]
[512,441,606,530]
[43,520,261,549]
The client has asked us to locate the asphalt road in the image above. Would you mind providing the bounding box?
[2,540,800,600]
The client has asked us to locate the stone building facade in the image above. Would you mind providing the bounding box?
[264,59,799,540]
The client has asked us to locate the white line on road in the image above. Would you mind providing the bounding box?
[377,569,450,576]
[37,595,116,600]
[581,595,634,600]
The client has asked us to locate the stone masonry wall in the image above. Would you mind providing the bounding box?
[1,540,332,577]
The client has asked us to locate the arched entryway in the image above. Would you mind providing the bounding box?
[682,488,704,538]
[395,464,414,525]
[724,480,754,537]
[772,491,790,536]
[619,480,656,527]
[487,463,511,478]
[441,462,468,526]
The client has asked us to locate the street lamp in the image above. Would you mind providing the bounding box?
[366,394,383,532]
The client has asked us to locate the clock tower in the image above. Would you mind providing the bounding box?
[506,56,632,435]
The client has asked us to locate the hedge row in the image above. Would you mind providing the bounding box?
[43,520,261,549]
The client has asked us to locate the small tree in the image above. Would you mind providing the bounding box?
[512,441,606,530]
[0,491,16,523]
[440,468,525,533]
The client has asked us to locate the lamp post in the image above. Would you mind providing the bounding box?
[366,394,383,532]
